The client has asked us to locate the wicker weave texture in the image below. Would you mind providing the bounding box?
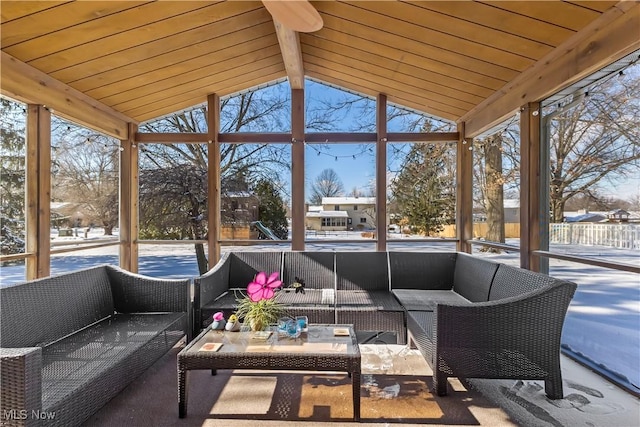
[452,253,499,302]
[389,252,457,290]
[335,252,390,291]
[282,251,335,290]
[0,348,42,427]
[228,252,283,288]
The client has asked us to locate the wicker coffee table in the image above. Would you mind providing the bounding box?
[178,324,361,421]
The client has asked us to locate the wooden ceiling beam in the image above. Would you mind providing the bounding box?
[462,2,640,138]
[272,19,305,90]
[0,52,132,139]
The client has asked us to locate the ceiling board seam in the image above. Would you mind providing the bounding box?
[338,2,545,62]
[109,53,285,110]
[303,49,484,105]
[311,25,511,88]
[0,1,73,25]
[72,35,279,94]
[4,1,156,53]
[301,37,492,100]
[33,4,266,75]
[475,1,584,32]
[304,61,465,117]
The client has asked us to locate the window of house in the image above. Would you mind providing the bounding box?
[353,205,358,210]
[360,218,367,223]
[334,205,340,210]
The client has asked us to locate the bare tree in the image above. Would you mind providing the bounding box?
[309,168,345,204]
[548,69,640,222]
[51,124,119,235]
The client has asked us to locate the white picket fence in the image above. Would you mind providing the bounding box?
[550,223,640,250]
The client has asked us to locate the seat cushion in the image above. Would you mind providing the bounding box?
[41,313,185,409]
[336,291,404,311]
[392,289,471,311]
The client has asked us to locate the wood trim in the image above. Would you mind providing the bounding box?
[462,2,640,137]
[305,133,375,143]
[386,132,459,143]
[376,94,387,251]
[119,123,139,272]
[207,94,221,266]
[291,88,305,250]
[456,122,473,253]
[534,250,640,274]
[135,133,208,143]
[0,52,132,139]
[219,133,292,143]
[273,20,304,89]
[520,103,541,271]
[25,105,51,279]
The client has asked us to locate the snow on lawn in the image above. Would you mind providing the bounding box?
[1,230,638,393]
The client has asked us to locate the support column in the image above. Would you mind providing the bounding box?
[119,123,138,272]
[456,122,473,253]
[520,102,542,271]
[207,94,221,265]
[291,88,305,250]
[25,105,51,279]
[376,94,387,251]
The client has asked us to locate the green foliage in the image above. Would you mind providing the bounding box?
[0,98,26,255]
[254,179,289,239]
[390,143,455,235]
[234,294,285,331]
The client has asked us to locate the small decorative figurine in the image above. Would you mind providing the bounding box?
[292,276,306,294]
[211,311,226,330]
[225,314,241,332]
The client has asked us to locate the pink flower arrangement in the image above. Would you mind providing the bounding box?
[247,271,283,302]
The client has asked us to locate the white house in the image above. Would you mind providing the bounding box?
[305,197,376,231]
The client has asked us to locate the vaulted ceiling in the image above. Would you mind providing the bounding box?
[1,1,638,139]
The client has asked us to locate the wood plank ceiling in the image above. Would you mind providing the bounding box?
[1,0,636,137]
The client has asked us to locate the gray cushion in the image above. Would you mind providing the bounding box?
[393,289,470,311]
[389,252,456,290]
[282,251,335,290]
[228,252,283,289]
[453,253,499,302]
[336,252,389,291]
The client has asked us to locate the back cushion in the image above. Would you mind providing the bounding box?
[389,252,456,290]
[0,266,114,347]
[453,253,499,302]
[336,252,389,291]
[228,252,283,289]
[489,264,555,301]
[283,251,335,290]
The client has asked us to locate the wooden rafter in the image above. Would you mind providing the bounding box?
[272,19,305,90]
[0,52,132,139]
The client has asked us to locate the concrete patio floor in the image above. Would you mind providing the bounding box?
[82,340,639,427]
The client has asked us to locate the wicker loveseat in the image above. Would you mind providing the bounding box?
[0,265,191,427]
[390,252,577,399]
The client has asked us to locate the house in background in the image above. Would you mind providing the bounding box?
[305,197,376,231]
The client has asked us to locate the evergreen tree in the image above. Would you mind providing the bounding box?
[390,143,455,235]
[0,98,26,256]
[254,180,289,239]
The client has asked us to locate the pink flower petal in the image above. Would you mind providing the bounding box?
[247,282,263,295]
[262,288,275,300]
[254,271,267,284]
[249,292,263,302]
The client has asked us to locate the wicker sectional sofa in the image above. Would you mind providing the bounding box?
[195,250,576,399]
[0,265,191,427]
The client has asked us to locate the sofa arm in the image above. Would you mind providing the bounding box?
[435,281,576,352]
[106,265,190,313]
[0,347,42,426]
[194,253,232,310]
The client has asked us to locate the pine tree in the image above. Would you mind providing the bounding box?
[254,180,289,239]
[390,143,455,235]
[0,98,26,256]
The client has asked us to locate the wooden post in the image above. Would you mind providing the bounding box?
[25,105,51,279]
[376,94,387,251]
[291,88,305,250]
[207,94,221,266]
[119,123,138,272]
[456,122,473,253]
[520,102,542,271]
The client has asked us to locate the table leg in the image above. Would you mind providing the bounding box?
[178,368,188,418]
[352,371,361,421]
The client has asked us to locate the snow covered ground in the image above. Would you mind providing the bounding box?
[1,230,638,394]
